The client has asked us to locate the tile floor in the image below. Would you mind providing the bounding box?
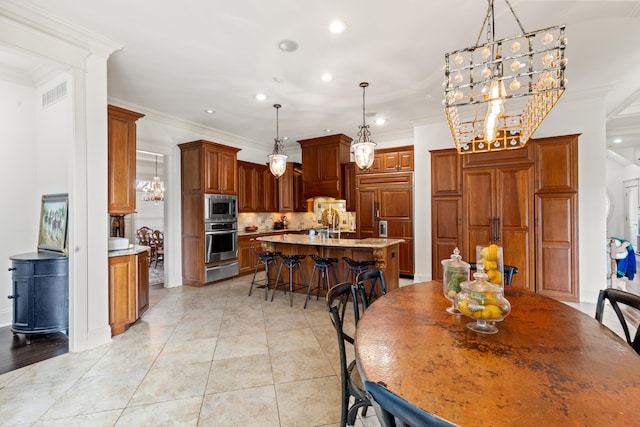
[0,274,632,427]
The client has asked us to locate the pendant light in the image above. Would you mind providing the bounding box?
[143,155,164,202]
[268,104,288,178]
[351,82,376,170]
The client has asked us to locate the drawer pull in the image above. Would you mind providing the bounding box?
[8,267,16,271]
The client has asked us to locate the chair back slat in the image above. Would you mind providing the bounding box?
[595,288,640,354]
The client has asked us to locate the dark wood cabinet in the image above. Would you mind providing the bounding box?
[430,135,579,301]
[238,161,278,213]
[357,146,414,175]
[534,134,579,301]
[343,163,356,212]
[462,165,534,290]
[108,105,144,214]
[8,252,68,342]
[137,250,150,317]
[299,134,351,200]
[238,235,258,275]
[356,172,414,276]
[179,140,240,287]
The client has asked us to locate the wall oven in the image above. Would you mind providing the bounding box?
[205,221,238,263]
[205,194,237,222]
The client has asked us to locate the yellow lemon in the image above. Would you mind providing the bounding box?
[487,270,502,285]
[487,244,500,261]
[486,304,503,319]
[480,246,490,260]
[458,300,471,315]
[483,260,497,271]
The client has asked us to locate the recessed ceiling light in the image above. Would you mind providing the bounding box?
[324,129,333,133]
[277,40,299,52]
[329,20,347,33]
[374,117,386,125]
[321,73,333,82]
[613,138,623,143]
[255,93,267,101]
[204,109,216,114]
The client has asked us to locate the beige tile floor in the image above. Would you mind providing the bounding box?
[0,274,632,427]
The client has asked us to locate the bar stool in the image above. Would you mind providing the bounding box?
[248,251,280,300]
[343,256,375,283]
[305,255,339,309]
[271,254,307,307]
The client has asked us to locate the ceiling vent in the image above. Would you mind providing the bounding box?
[42,81,67,109]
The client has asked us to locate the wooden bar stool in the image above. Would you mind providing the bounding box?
[248,251,280,300]
[271,254,307,307]
[305,255,338,309]
[343,256,375,283]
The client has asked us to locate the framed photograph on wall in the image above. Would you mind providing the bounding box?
[38,193,69,256]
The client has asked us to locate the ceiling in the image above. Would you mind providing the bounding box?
[4,0,640,163]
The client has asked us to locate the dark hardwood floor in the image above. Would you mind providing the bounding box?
[0,327,68,375]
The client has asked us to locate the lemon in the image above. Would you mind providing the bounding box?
[488,270,502,285]
[458,300,472,315]
[486,304,503,319]
[480,246,490,260]
[487,244,500,261]
[483,260,497,271]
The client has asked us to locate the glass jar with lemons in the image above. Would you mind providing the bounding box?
[476,244,504,289]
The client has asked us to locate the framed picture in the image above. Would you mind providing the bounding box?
[38,193,69,256]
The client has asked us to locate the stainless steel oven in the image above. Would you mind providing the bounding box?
[205,194,237,222]
[205,221,238,263]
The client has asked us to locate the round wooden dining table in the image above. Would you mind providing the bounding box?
[355,282,640,426]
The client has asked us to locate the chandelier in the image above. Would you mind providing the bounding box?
[443,0,567,154]
[351,82,376,170]
[268,103,288,178]
[142,155,164,202]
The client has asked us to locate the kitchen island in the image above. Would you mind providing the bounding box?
[256,234,403,291]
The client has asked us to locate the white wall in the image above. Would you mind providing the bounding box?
[0,79,38,326]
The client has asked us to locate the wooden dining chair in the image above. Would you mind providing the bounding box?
[152,230,164,267]
[364,381,456,427]
[136,226,156,260]
[595,288,640,355]
[326,282,371,426]
[352,269,387,324]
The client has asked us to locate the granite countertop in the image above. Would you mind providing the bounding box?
[238,227,356,237]
[108,245,150,257]
[256,234,403,248]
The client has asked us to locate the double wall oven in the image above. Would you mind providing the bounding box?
[204,194,238,282]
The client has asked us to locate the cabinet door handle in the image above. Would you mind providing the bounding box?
[496,217,501,242]
[7,295,15,299]
[8,267,16,271]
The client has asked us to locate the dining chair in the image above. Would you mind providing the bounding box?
[136,226,156,262]
[364,381,456,427]
[595,287,640,354]
[152,230,164,267]
[326,282,370,426]
[352,269,387,323]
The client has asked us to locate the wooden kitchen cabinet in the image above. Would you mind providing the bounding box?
[430,134,579,301]
[356,145,414,174]
[108,105,144,214]
[238,235,258,275]
[137,250,150,317]
[238,161,278,213]
[534,134,579,301]
[299,134,351,199]
[356,172,414,276]
[462,165,534,290]
[238,161,256,212]
[343,163,356,212]
[204,143,238,194]
[179,140,240,287]
[109,250,149,336]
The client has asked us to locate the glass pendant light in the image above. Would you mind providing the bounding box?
[268,103,288,178]
[143,155,164,202]
[351,82,376,170]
